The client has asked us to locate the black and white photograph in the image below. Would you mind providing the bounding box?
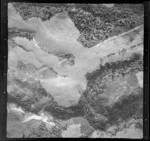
[4,2,146,138]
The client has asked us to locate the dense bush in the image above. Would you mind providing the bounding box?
[83,53,143,130]
[11,3,144,48]
[67,4,144,47]
[8,3,144,134]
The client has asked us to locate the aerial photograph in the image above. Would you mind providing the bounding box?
[7,3,143,138]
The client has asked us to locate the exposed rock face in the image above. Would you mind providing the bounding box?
[7,3,143,138]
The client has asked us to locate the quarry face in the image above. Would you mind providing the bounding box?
[7,3,143,138]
